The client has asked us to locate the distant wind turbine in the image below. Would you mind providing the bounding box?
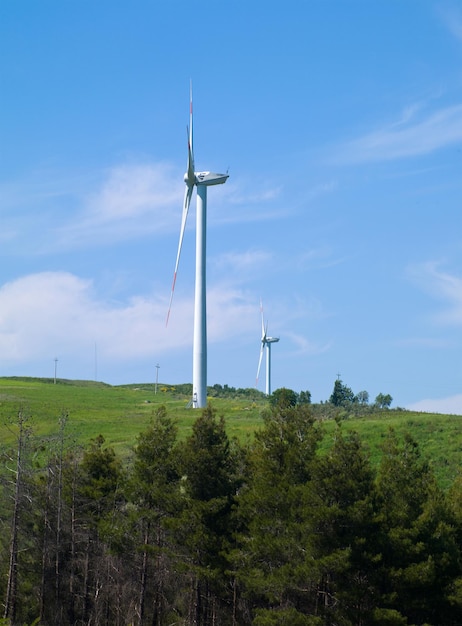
[256,300,279,396]
[166,83,229,408]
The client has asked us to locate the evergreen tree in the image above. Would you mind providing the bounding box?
[374,429,461,624]
[130,405,181,625]
[70,435,127,625]
[307,428,379,625]
[329,379,355,407]
[233,403,321,623]
[176,404,242,625]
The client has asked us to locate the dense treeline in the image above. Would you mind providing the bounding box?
[1,400,462,625]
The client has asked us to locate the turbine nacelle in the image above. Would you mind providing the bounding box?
[196,171,229,186]
[184,171,228,188]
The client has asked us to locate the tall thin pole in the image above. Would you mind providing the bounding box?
[54,358,58,385]
[193,185,207,409]
[266,344,271,396]
[155,364,160,394]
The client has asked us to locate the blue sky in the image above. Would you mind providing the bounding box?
[1,1,462,411]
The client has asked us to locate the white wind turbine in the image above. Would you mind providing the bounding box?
[166,84,229,408]
[256,300,280,396]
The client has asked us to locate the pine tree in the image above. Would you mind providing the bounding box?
[130,405,181,625]
[374,429,461,624]
[308,428,379,625]
[233,403,321,623]
[176,404,242,625]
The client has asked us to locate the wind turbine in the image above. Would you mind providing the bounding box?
[256,300,279,396]
[166,84,229,408]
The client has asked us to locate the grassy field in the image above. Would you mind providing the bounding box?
[1,377,462,488]
[0,377,264,452]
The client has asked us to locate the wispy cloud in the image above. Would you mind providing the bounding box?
[439,5,462,41]
[395,336,450,349]
[212,249,273,275]
[225,178,282,205]
[333,102,462,164]
[53,162,183,249]
[296,245,349,271]
[3,161,287,254]
[407,261,462,325]
[0,162,184,254]
[211,177,286,225]
[407,394,462,414]
[283,331,332,356]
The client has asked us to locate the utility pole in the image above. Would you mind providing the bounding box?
[54,358,58,384]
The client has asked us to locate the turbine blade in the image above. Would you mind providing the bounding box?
[166,185,193,325]
[185,83,195,185]
[256,343,264,387]
[260,298,267,340]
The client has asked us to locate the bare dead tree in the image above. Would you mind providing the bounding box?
[3,410,32,623]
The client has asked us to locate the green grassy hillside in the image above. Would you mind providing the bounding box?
[1,377,461,488]
[0,377,264,452]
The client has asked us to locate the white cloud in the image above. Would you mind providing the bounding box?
[1,162,185,254]
[0,272,259,373]
[87,162,180,222]
[207,286,259,341]
[407,394,462,415]
[334,102,462,164]
[54,162,183,249]
[407,261,462,325]
[0,272,169,362]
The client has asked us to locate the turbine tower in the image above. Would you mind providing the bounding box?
[256,301,279,396]
[167,84,229,408]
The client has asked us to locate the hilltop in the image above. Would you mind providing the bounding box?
[0,376,461,488]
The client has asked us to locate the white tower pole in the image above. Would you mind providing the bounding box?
[193,184,207,408]
[266,343,271,396]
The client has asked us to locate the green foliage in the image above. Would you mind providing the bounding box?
[132,404,179,498]
[307,428,379,624]
[375,393,393,408]
[329,379,356,407]
[2,401,462,624]
[179,404,238,502]
[270,387,298,409]
[1,376,462,488]
[298,389,312,404]
[371,608,408,625]
[233,404,321,617]
[78,434,124,520]
[356,390,369,405]
[374,429,462,624]
[270,388,312,408]
[253,607,322,625]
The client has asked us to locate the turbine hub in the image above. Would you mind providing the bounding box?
[184,172,195,185]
